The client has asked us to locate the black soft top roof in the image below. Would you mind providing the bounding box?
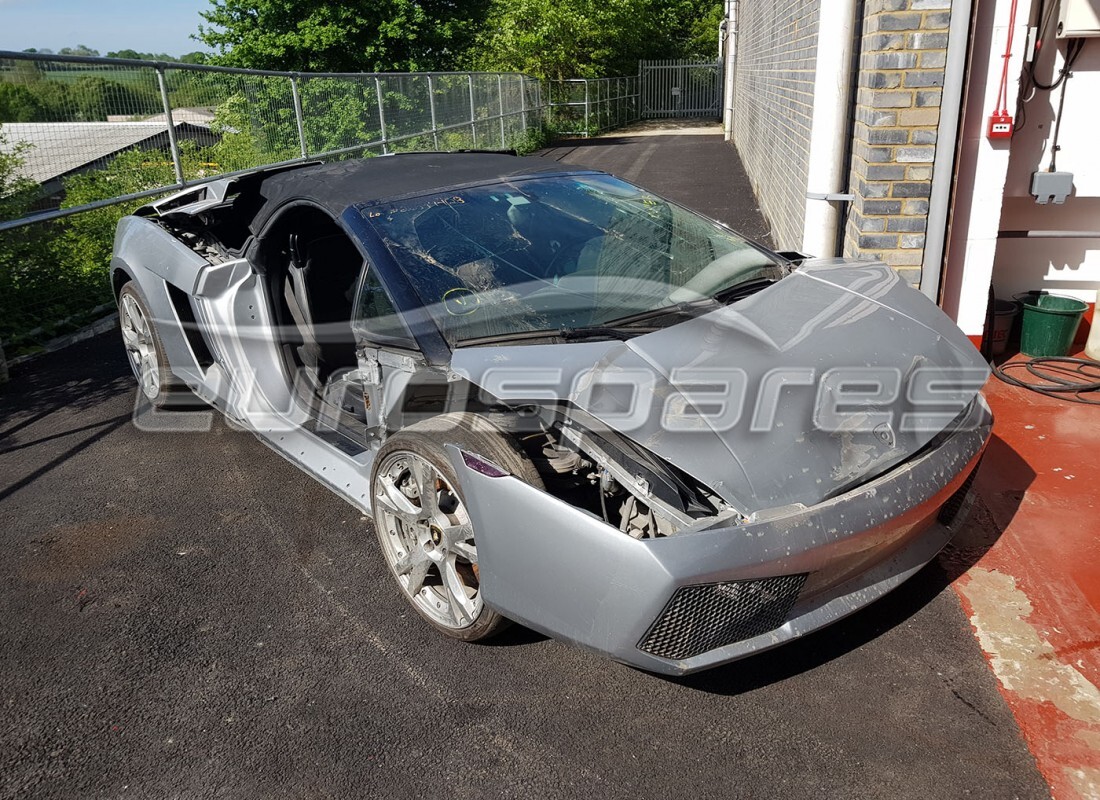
[250,152,579,234]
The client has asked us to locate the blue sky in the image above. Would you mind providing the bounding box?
[1,0,213,57]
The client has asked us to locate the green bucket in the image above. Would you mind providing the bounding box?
[1015,291,1088,357]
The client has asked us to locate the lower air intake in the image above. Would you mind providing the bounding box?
[639,574,808,661]
[938,463,980,527]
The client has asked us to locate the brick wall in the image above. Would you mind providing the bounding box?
[843,0,951,285]
[731,0,821,251]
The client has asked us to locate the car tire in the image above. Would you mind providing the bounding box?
[369,413,544,642]
[117,281,178,409]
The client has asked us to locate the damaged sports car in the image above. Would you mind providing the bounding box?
[111,153,992,675]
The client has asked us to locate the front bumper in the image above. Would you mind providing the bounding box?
[449,396,992,676]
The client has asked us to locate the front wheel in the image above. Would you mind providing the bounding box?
[369,414,543,641]
[118,282,175,408]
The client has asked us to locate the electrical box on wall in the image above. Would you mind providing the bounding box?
[1058,0,1100,37]
[1031,171,1075,204]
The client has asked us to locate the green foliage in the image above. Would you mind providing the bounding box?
[0,62,162,122]
[105,49,176,62]
[197,0,491,72]
[58,148,181,279]
[469,0,721,80]
[206,88,300,171]
[0,126,38,223]
[0,84,47,122]
[681,1,726,59]
[508,122,557,155]
[299,78,380,155]
[0,141,220,352]
[69,76,161,120]
[0,124,105,350]
[58,45,100,57]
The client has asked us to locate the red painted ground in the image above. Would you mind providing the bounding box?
[955,354,1100,800]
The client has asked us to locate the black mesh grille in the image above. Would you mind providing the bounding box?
[938,463,980,527]
[639,574,808,661]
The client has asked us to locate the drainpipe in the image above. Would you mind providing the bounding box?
[801,0,860,257]
[920,0,976,301]
[723,0,738,141]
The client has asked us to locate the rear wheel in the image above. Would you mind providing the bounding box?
[118,282,175,408]
[369,414,543,641]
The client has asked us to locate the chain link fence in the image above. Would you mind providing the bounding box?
[0,52,555,365]
[0,52,547,227]
[0,51,645,369]
[546,77,640,138]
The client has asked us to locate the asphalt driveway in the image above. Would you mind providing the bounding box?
[0,126,1048,799]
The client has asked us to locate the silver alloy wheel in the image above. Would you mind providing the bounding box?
[119,292,160,400]
[373,451,483,629]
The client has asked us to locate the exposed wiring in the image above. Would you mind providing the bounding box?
[993,357,1100,404]
[1031,33,1084,92]
[1048,66,1071,172]
[1014,1,1084,130]
[1028,0,1084,92]
[598,483,611,524]
[995,0,1021,116]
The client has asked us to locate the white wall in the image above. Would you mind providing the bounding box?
[993,38,1100,304]
[941,0,1034,336]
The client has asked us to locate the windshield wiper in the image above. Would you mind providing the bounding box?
[456,325,655,348]
[601,298,719,328]
[558,325,656,341]
[711,277,776,304]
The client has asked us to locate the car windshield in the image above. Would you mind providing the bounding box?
[364,174,784,346]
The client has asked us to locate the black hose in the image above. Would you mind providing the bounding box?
[993,356,1100,404]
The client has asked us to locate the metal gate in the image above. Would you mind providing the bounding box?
[639,59,722,118]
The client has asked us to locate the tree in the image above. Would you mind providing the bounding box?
[106,49,145,61]
[106,49,178,61]
[470,0,722,80]
[0,66,74,122]
[69,76,160,121]
[0,125,54,348]
[0,84,46,122]
[196,0,491,73]
[661,0,725,60]
[0,125,38,218]
[58,45,100,57]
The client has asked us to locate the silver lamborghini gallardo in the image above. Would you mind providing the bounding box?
[111,153,991,675]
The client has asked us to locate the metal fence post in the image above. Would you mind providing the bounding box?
[584,80,590,138]
[290,75,308,158]
[427,74,439,149]
[593,80,599,134]
[374,77,389,154]
[497,74,507,148]
[155,65,185,186]
[519,77,528,132]
[468,74,478,147]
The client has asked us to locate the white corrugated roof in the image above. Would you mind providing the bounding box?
[106,108,216,126]
[0,122,178,184]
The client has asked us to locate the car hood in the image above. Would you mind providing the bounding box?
[450,260,989,516]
